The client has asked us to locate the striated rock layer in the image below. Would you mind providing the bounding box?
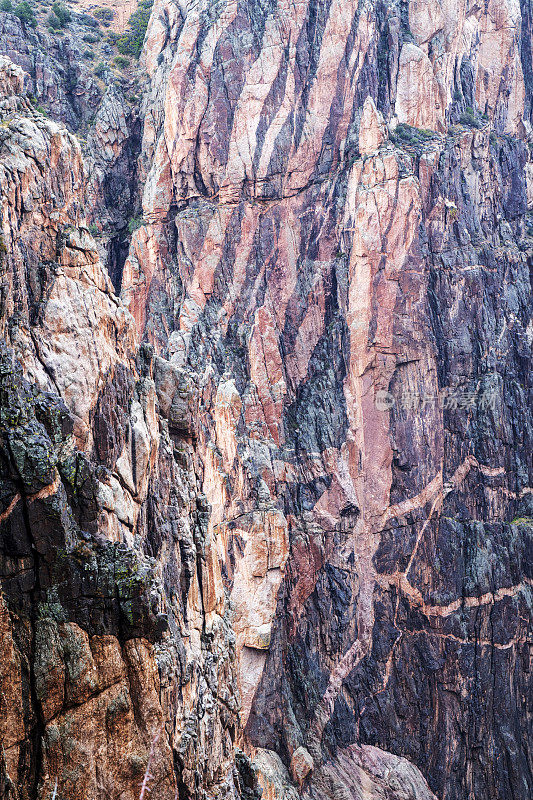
[0,1,532,799]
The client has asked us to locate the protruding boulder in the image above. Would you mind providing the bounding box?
[0,55,24,99]
[359,96,387,155]
[408,0,445,45]
[290,746,314,787]
[394,43,445,131]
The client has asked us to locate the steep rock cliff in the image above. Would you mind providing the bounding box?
[124,0,533,797]
[0,1,532,799]
[0,55,244,800]
[0,6,143,288]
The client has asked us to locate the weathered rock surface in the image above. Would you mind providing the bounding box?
[123,1,533,798]
[0,96,135,446]
[0,9,101,131]
[0,56,245,800]
[0,7,143,288]
[0,1,532,800]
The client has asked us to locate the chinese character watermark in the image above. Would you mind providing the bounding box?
[375,386,499,413]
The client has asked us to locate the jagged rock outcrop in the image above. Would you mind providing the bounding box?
[0,7,143,287]
[0,9,101,130]
[0,81,135,445]
[0,56,245,800]
[0,1,532,799]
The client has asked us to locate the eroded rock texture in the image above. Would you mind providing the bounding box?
[0,1,532,799]
[0,56,243,800]
[0,7,142,289]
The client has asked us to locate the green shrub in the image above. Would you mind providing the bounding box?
[0,0,13,12]
[116,0,153,59]
[88,222,99,237]
[83,32,99,43]
[458,105,488,128]
[47,10,60,28]
[94,61,108,78]
[128,216,144,234]
[14,1,37,26]
[114,55,130,69]
[459,108,481,129]
[47,1,69,26]
[80,12,98,27]
[390,123,434,148]
[93,6,113,19]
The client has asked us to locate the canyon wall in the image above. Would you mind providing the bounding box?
[0,1,532,799]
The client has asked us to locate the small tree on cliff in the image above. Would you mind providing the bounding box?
[14,1,37,27]
[48,1,71,28]
[116,0,153,59]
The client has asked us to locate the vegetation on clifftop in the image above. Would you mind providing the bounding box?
[47,1,71,30]
[13,1,37,27]
[116,0,152,58]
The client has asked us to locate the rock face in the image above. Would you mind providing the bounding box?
[0,56,243,800]
[0,1,532,800]
[0,9,101,130]
[0,7,142,290]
